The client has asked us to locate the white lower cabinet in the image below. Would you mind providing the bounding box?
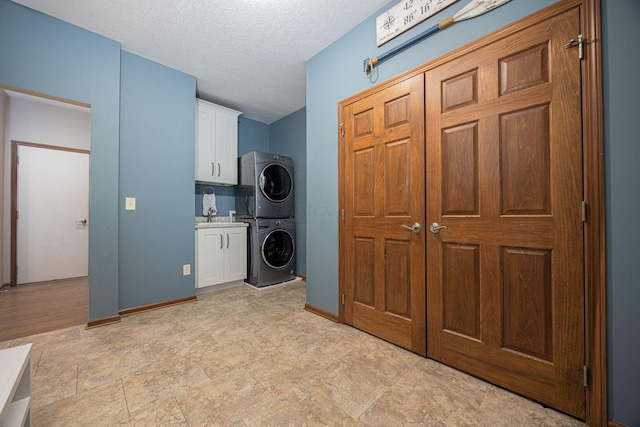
[196,226,247,288]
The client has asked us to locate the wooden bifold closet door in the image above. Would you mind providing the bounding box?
[339,4,589,421]
[341,74,427,356]
[425,7,585,419]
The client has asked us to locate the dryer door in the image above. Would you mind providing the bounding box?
[261,229,294,270]
[259,163,292,203]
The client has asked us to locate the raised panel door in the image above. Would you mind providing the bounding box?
[425,8,585,418]
[342,73,426,356]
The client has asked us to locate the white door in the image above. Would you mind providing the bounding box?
[17,145,89,284]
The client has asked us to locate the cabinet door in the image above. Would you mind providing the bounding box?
[214,109,239,185]
[196,228,225,288]
[224,227,247,282]
[195,101,216,182]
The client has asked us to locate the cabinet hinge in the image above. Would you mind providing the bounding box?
[584,365,588,387]
[339,123,345,137]
[582,201,587,222]
[564,34,584,59]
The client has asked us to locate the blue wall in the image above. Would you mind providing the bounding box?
[271,107,307,275]
[238,116,270,156]
[119,52,196,309]
[0,0,121,320]
[0,0,200,319]
[195,185,236,218]
[602,1,640,425]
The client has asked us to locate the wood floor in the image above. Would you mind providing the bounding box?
[0,277,88,342]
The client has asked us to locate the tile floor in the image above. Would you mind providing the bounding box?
[1,282,585,426]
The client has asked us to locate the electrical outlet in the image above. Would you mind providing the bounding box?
[125,197,136,210]
[183,264,191,276]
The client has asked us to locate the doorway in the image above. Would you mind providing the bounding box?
[1,88,91,339]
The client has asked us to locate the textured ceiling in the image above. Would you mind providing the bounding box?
[11,0,391,123]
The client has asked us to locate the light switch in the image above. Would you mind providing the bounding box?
[125,197,136,210]
[183,264,191,276]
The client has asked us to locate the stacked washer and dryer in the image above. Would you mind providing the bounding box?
[237,151,296,287]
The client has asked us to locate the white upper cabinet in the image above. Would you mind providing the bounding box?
[195,99,242,185]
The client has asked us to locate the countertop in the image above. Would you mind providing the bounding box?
[195,217,248,229]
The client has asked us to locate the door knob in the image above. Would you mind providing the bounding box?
[75,219,87,226]
[429,222,448,234]
[400,223,422,233]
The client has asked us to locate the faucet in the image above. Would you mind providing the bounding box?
[207,207,214,223]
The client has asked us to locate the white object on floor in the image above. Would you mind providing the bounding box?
[0,343,32,427]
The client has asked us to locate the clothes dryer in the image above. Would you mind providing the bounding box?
[246,218,296,287]
[237,151,294,218]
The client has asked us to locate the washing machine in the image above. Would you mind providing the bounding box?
[246,218,296,287]
[237,151,294,219]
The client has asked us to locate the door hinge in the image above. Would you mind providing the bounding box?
[16,210,18,220]
[584,365,588,387]
[564,34,584,59]
[582,201,587,222]
[342,293,345,305]
[339,123,345,137]
[341,209,345,221]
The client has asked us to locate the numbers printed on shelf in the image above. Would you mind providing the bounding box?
[404,12,415,25]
